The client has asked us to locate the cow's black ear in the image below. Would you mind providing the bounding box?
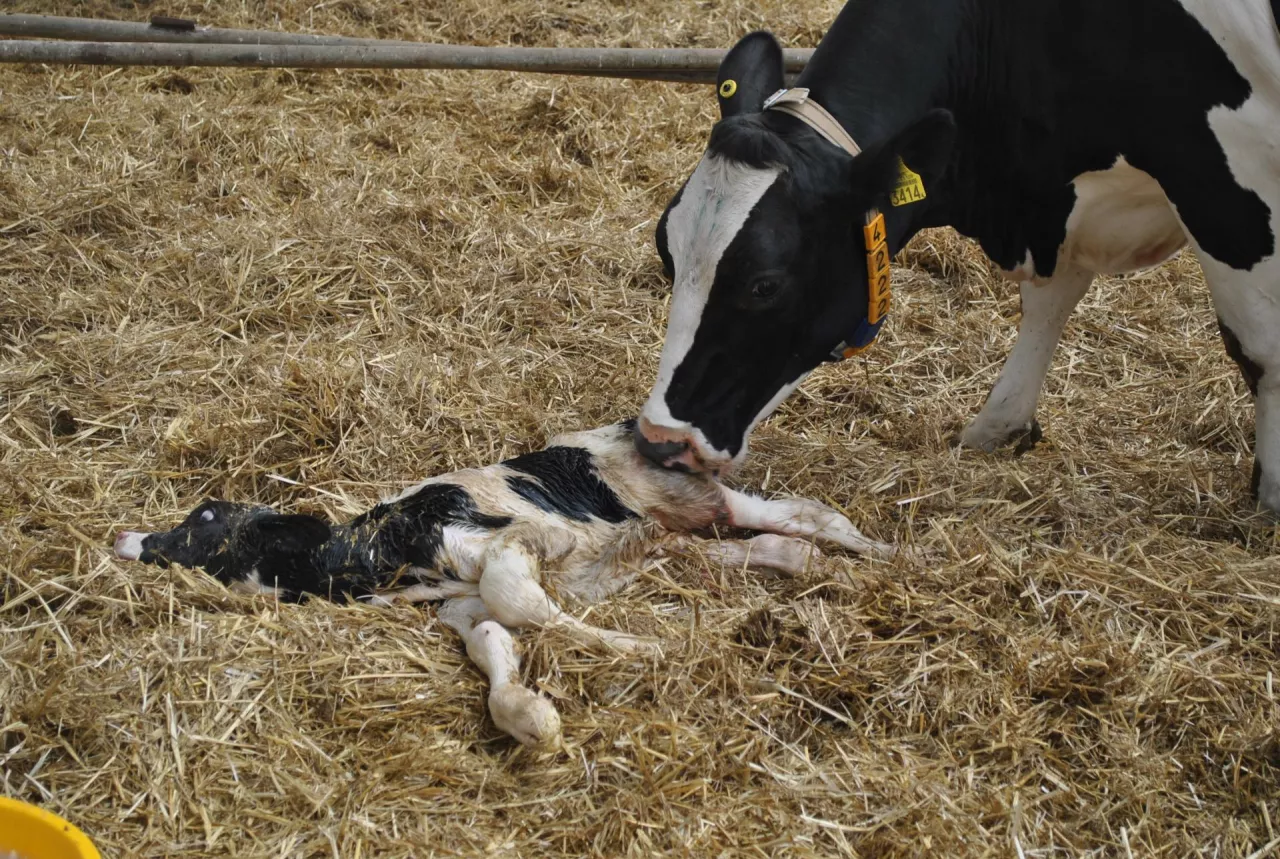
[249,513,331,555]
[850,109,956,204]
[717,31,786,118]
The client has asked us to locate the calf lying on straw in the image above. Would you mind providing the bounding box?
[114,419,894,746]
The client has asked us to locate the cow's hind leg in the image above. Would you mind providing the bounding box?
[1217,320,1266,499]
[477,528,660,654]
[437,596,561,747]
[959,265,1094,453]
[720,488,896,558]
[1186,228,1280,515]
[1209,305,1280,516]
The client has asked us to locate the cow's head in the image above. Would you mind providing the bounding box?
[115,499,332,599]
[635,31,954,473]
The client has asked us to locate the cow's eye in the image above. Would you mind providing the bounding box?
[751,279,782,300]
[200,509,216,523]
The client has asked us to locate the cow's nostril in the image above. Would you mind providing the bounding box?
[633,425,690,469]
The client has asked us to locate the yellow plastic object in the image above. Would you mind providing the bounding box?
[0,797,101,859]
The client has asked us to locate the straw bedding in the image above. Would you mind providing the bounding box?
[2,1,1278,856]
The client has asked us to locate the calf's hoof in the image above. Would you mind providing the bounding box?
[488,685,562,748]
[955,417,1042,455]
[602,631,664,657]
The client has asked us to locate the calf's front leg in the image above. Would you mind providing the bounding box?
[721,488,896,559]
[437,596,561,747]
[668,533,823,576]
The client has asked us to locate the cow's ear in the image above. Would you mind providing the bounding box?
[249,513,331,555]
[849,109,956,205]
[717,31,786,118]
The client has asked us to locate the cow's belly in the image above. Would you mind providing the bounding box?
[1059,158,1188,276]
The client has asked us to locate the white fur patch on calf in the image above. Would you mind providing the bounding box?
[228,568,283,596]
[114,531,148,561]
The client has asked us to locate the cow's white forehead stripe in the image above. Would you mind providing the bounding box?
[643,155,781,454]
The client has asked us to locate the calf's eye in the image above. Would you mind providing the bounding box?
[201,509,215,523]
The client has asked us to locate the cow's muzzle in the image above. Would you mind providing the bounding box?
[633,417,727,473]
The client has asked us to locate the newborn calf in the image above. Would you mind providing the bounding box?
[115,419,893,746]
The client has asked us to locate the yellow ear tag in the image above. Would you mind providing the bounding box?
[719,79,738,98]
[890,158,927,207]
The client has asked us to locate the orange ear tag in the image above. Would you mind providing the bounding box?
[863,212,891,325]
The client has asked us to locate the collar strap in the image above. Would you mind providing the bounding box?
[764,88,890,361]
[763,88,863,157]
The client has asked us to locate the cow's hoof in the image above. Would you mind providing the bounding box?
[956,417,1043,455]
[1254,463,1280,520]
[488,685,562,748]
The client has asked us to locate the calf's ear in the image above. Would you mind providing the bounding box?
[717,31,786,118]
[249,513,332,555]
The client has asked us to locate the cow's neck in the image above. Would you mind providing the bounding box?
[799,0,1024,254]
[800,0,969,146]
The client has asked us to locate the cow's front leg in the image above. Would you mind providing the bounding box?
[959,265,1094,452]
[720,488,896,559]
[437,596,562,747]
[477,527,660,655]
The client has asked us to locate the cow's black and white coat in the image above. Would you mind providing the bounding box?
[634,0,1280,512]
[115,421,891,746]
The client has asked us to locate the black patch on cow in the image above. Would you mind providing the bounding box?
[504,446,637,523]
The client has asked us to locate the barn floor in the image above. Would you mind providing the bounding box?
[2,1,1278,856]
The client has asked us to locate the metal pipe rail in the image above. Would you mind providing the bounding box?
[0,13,813,84]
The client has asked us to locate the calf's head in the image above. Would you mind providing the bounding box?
[115,499,332,599]
[635,31,954,473]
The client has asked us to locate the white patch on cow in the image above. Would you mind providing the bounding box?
[114,531,148,561]
[1172,0,1280,508]
[640,155,782,462]
[1061,158,1186,275]
[1000,251,1038,283]
[229,568,282,596]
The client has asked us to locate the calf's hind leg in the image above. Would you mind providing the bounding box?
[437,596,561,747]
[477,527,659,654]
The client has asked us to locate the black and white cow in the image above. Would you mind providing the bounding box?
[634,0,1280,512]
[114,420,892,746]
